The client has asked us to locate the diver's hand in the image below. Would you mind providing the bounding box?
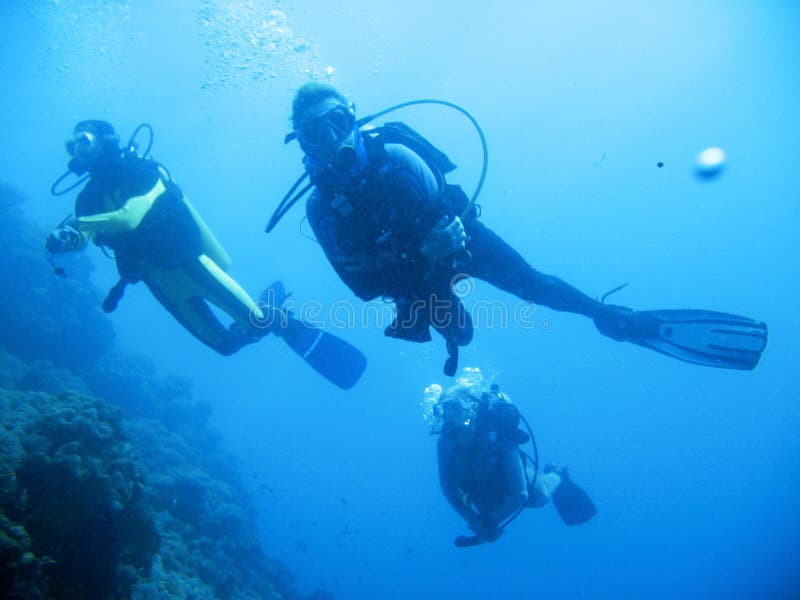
[46,225,81,255]
[469,517,502,543]
[420,216,466,262]
[594,304,656,342]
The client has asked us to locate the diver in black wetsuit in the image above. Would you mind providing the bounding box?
[284,82,767,375]
[426,371,596,546]
[287,83,635,374]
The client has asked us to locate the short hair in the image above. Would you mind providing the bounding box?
[291,82,348,129]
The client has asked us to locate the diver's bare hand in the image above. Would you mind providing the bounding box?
[420,216,466,262]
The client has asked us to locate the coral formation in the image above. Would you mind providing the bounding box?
[0,389,157,599]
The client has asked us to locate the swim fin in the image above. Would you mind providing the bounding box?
[629,309,767,371]
[552,474,597,526]
[260,281,367,389]
[276,316,367,389]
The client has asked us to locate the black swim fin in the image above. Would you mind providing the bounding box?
[630,309,767,371]
[552,474,597,526]
[260,281,367,389]
[276,316,367,389]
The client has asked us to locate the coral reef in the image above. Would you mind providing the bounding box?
[0,181,321,598]
[0,388,157,599]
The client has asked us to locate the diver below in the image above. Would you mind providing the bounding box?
[424,369,597,546]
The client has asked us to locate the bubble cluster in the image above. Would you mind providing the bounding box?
[26,1,334,98]
[420,383,444,427]
[198,0,333,94]
[28,0,136,89]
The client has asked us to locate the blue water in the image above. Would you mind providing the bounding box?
[2,1,798,598]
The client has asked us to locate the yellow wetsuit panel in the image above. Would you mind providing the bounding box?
[77,179,166,234]
[138,253,264,349]
[182,197,232,271]
[196,254,264,323]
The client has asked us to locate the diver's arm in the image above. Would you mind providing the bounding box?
[487,449,529,525]
[387,147,466,262]
[384,144,449,245]
[385,144,439,198]
[437,436,481,526]
[76,179,166,234]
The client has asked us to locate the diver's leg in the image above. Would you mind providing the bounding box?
[525,468,562,509]
[187,254,285,336]
[384,296,433,342]
[464,221,602,318]
[429,290,474,347]
[190,255,264,324]
[141,266,250,355]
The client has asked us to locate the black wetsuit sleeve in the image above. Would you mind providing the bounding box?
[383,144,447,256]
[74,182,102,218]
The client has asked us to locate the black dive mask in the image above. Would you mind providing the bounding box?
[297,105,355,150]
[65,130,119,175]
[298,105,366,169]
[302,123,368,187]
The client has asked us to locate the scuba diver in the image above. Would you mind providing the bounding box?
[423,369,596,546]
[47,119,366,389]
[272,82,768,376]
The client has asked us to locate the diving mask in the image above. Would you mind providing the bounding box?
[65,129,120,175]
[297,104,356,150]
[65,131,102,160]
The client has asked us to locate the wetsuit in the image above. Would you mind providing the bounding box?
[72,157,268,355]
[306,134,605,348]
[437,398,559,538]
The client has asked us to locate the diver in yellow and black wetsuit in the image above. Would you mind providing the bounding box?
[46,119,269,355]
[46,120,366,388]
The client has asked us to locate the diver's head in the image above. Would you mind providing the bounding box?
[291,83,366,180]
[423,384,480,434]
[422,368,494,434]
[66,120,120,175]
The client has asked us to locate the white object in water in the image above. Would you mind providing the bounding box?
[695,146,726,178]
